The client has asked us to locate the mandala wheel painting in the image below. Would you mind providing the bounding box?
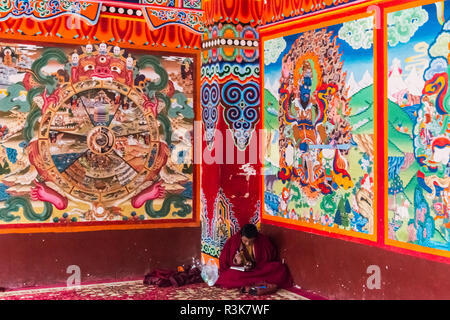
[37,80,164,210]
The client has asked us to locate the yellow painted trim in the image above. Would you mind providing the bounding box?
[262,215,376,241]
[0,221,200,234]
[385,237,450,258]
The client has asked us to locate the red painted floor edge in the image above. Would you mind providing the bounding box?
[286,286,328,300]
[2,278,324,300]
[0,277,145,293]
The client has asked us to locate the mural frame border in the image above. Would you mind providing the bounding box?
[258,0,450,263]
[0,17,202,234]
[259,9,379,244]
[383,0,450,259]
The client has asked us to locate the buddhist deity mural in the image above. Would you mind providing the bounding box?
[263,18,375,237]
[0,42,195,226]
[386,3,450,254]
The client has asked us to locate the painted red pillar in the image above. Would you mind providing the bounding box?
[200,0,263,264]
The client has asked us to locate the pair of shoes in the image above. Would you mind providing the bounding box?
[239,285,260,295]
[239,286,251,294]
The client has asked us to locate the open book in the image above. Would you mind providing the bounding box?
[230,266,246,272]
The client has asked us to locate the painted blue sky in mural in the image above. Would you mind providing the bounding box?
[264,20,374,92]
[388,1,450,75]
[264,1,450,91]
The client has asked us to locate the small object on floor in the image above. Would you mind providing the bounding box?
[143,265,203,288]
[143,268,175,287]
[200,259,218,286]
[240,283,278,296]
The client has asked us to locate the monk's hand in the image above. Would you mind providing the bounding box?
[233,251,243,265]
[244,261,254,271]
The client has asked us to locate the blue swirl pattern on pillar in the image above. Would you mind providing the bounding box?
[201,81,220,150]
[221,80,260,150]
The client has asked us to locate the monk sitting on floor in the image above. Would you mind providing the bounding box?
[215,224,293,293]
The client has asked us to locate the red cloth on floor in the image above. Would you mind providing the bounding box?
[143,266,203,287]
[215,233,293,289]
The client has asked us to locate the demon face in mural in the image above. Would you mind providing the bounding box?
[264,24,375,236]
[0,43,194,224]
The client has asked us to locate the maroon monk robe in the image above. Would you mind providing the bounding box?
[214,233,293,289]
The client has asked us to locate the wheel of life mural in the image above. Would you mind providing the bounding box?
[0,42,195,225]
[37,82,163,211]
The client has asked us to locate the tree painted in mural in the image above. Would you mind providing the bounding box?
[263,21,375,236]
[387,3,450,253]
[0,42,194,225]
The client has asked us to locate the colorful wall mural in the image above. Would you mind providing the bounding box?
[0,0,446,264]
[386,2,450,255]
[262,15,376,239]
[0,41,196,228]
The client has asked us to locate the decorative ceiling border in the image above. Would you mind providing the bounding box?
[97,0,205,34]
[100,3,145,17]
[0,0,102,24]
[202,0,362,28]
[142,5,204,34]
[0,0,205,35]
[140,0,202,10]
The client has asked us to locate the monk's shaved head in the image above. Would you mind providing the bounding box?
[241,224,258,239]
